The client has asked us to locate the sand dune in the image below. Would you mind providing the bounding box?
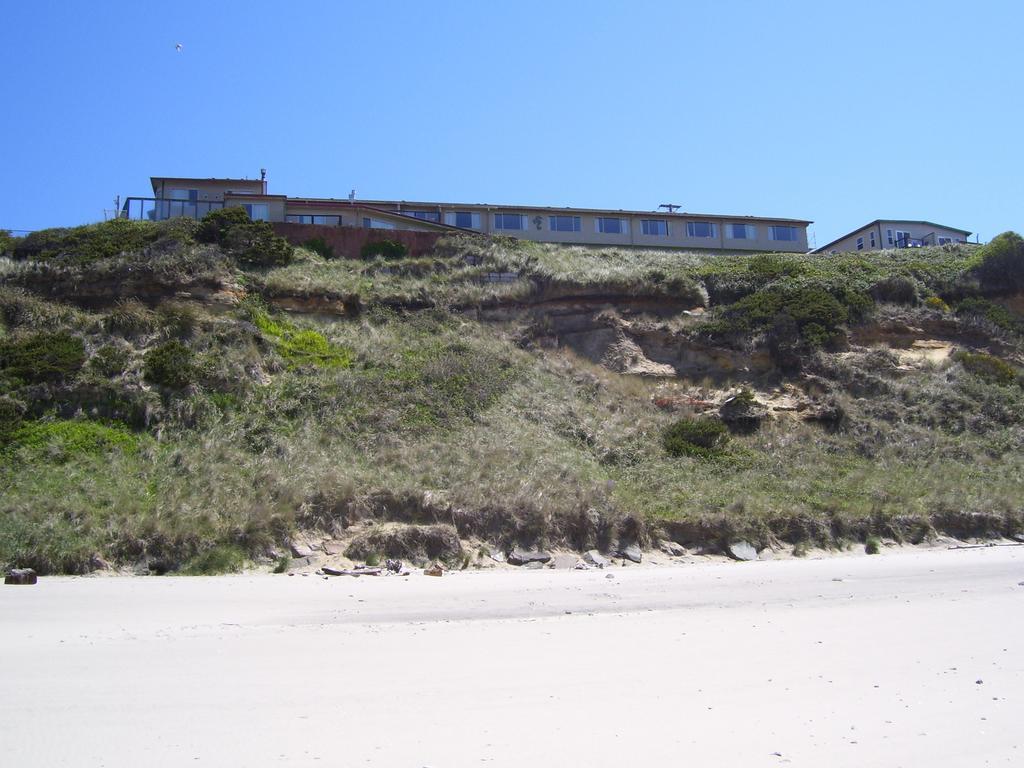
[3,546,1022,767]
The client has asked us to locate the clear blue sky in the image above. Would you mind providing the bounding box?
[2,0,1021,247]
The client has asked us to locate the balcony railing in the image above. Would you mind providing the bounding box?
[121,197,225,222]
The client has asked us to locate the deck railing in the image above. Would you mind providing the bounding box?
[120,197,226,222]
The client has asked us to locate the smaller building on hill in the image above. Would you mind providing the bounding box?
[813,219,972,254]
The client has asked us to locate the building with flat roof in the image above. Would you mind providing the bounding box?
[812,219,972,254]
[122,173,813,254]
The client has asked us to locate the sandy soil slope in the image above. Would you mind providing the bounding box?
[3,547,1022,767]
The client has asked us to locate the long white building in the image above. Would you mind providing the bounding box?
[123,173,813,254]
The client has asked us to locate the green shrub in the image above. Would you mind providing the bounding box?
[361,240,408,260]
[925,296,951,312]
[156,301,199,338]
[0,229,19,256]
[196,207,294,267]
[143,340,195,388]
[180,544,247,575]
[303,236,335,260]
[865,535,881,555]
[955,297,1022,335]
[953,351,1017,385]
[869,274,919,305]
[104,300,158,337]
[717,286,852,335]
[747,254,804,280]
[89,345,131,378]
[6,419,138,462]
[245,303,352,369]
[14,219,169,263]
[0,331,86,384]
[0,396,26,441]
[663,417,730,458]
[972,231,1024,293]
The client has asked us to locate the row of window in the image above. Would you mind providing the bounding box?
[261,204,799,243]
[416,210,798,241]
[286,214,341,226]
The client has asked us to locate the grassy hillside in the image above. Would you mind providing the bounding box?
[2,221,1022,573]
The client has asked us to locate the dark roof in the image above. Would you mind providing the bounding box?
[813,219,972,253]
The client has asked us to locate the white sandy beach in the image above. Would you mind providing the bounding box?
[3,546,1022,767]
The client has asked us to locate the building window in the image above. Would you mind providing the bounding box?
[549,215,581,232]
[404,211,441,222]
[363,217,396,230]
[869,231,876,248]
[726,223,756,239]
[641,219,669,236]
[856,236,864,251]
[494,213,526,231]
[895,230,911,247]
[769,225,798,242]
[686,221,716,238]
[596,217,628,234]
[169,188,199,203]
[445,211,482,228]
[286,214,311,224]
[244,203,269,221]
[886,229,894,246]
[938,236,953,245]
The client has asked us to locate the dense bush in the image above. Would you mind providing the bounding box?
[5,419,138,463]
[361,240,408,260]
[972,231,1024,293]
[0,331,86,384]
[924,296,951,312]
[156,301,199,338]
[954,351,1018,385]
[245,302,353,369]
[746,254,804,280]
[955,297,1022,335]
[869,274,919,305]
[104,300,158,337]
[709,286,867,360]
[303,236,335,260]
[0,229,18,255]
[143,340,195,388]
[181,544,247,575]
[662,417,730,458]
[0,396,26,441]
[12,219,189,263]
[196,207,294,267]
[88,345,131,378]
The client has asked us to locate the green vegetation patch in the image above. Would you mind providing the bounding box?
[180,544,247,575]
[247,303,352,369]
[196,207,293,267]
[144,340,196,389]
[955,297,1023,335]
[704,284,871,351]
[14,218,194,263]
[662,417,730,458]
[6,419,139,463]
[303,236,335,260]
[954,351,1018,385]
[361,240,408,260]
[0,330,86,384]
[89,345,132,378]
[972,231,1024,293]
